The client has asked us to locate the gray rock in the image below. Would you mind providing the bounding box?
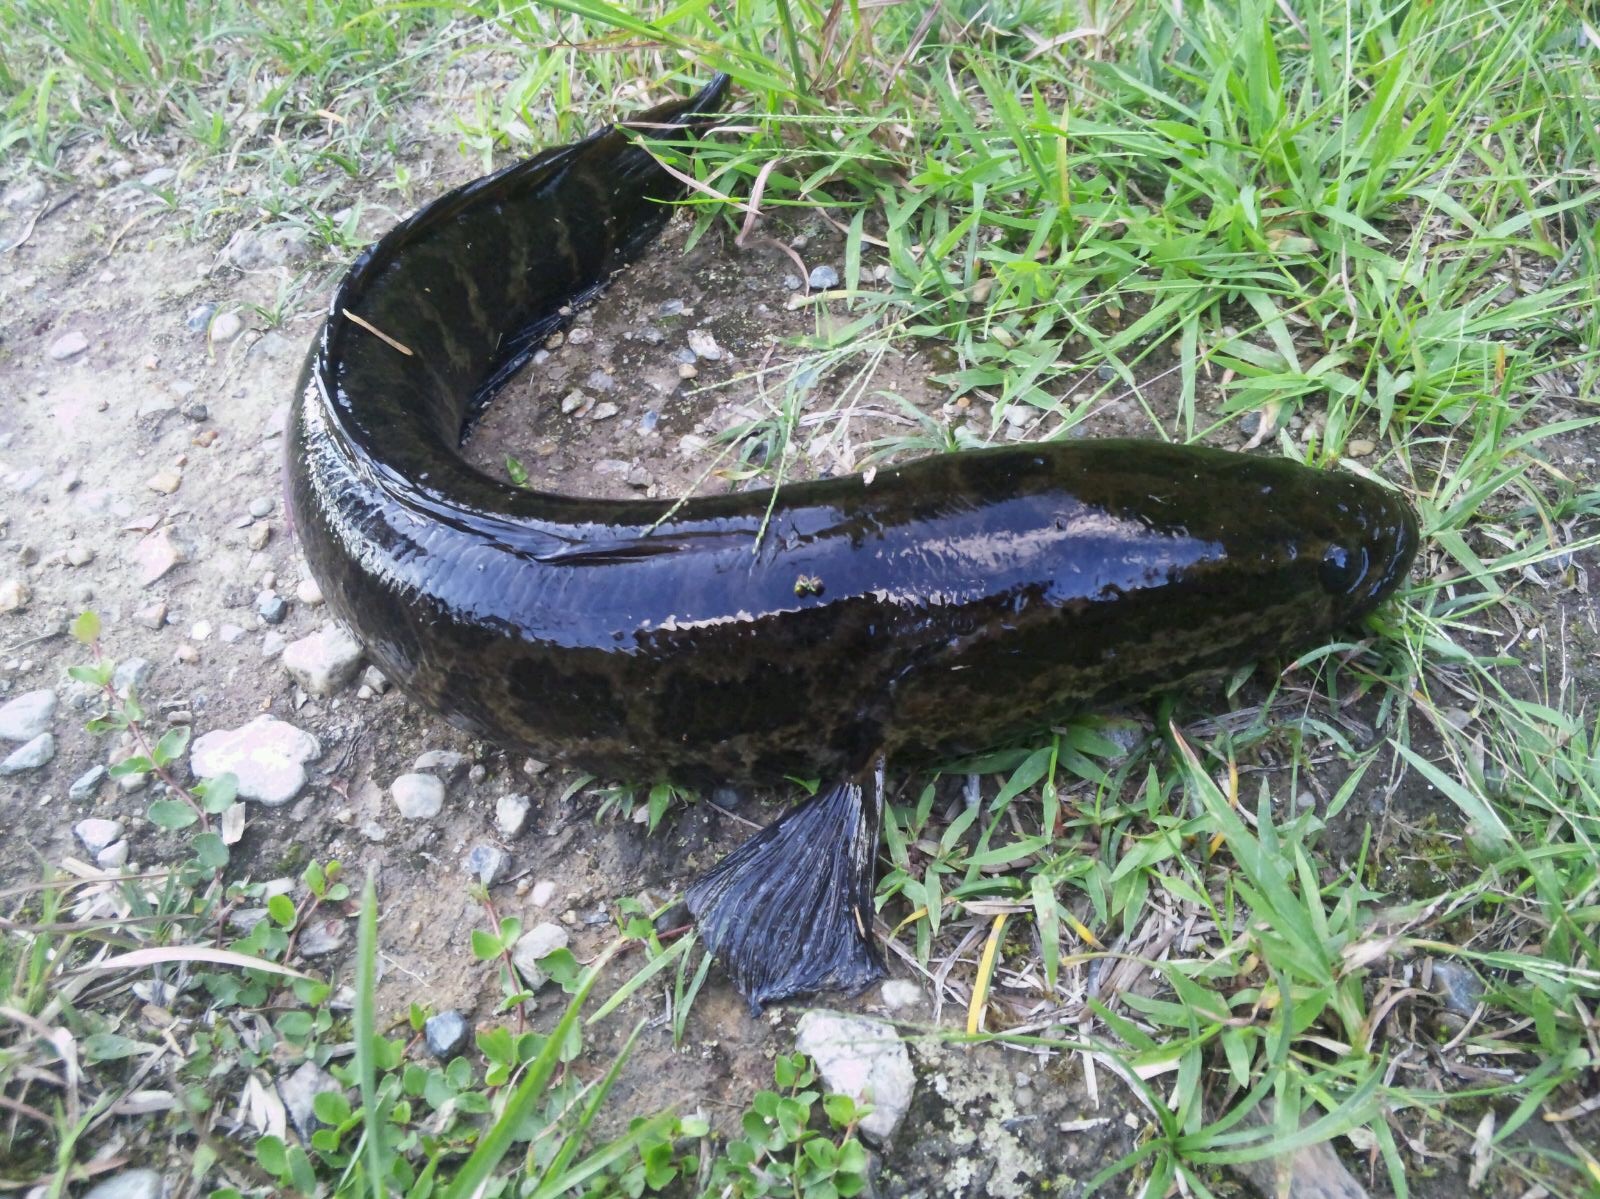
[69,764,108,801]
[257,591,288,624]
[0,578,31,611]
[185,302,217,332]
[282,623,363,695]
[496,793,531,837]
[83,1169,166,1199]
[191,715,321,806]
[48,331,89,361]
[413,749,469,779]
[511,922,570,988]
[96,839,130,869]
[807,264,840,289]
[391,772,444,819]
[261,631,286,658]
[227,225,311,271]
[424,1010,471,1060]
[0,688,56,742]
[133,601,168,630]
[465,844,506,885]
[360,665,389,693]
[4,178,47,209]
[74,818,125,855]
[0,732,54,774]
[685,329,722,360]
[112,658,153,698]
[1429,959,1486,1017]
[794,1010,914,1144]
[248,496,274,518]
[296,578,324,606]
[276,1060,342,1141]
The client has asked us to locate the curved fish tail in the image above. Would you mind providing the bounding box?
[687,766,886,1013]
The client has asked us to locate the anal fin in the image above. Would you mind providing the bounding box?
[687,767,885,1013]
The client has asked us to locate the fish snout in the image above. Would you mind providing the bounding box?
[1319,490,1419,623]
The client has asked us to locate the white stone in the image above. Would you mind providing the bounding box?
[132,528,188,587]
[529,879,556,906]
[49,331,89,360]
[74,818,125,854]
[413,749,469,778]
[96,840,130,869]
[0,689,56,742]
[296,578,324,605]
[795,1010,914,1144]
[879,979,923,1010]
[496,793,531,837]
[281,623,364,696]
[511,922,570,988]
[391,772,444,819]
[190,715,321,806]
[83,1169,166,1199]
[686,329,723,360]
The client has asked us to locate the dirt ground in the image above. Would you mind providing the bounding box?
[2,126,1596,1196]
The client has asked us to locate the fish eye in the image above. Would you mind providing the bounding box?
[1320,543,1370,596]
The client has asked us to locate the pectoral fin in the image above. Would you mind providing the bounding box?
[687,766,885,1013]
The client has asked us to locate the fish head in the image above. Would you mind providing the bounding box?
[1309,481,1419,627]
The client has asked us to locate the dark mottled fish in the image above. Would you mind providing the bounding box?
[287,74,1419,1010]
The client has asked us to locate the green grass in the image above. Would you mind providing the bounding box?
[3,0,1599,1194]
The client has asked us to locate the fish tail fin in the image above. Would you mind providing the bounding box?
[687,766,885,1013]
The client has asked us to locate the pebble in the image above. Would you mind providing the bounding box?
[0,733,54,774]
[247,523,271,551]
[391,772,445,819]
[133,601,168,630]
[210,311,243,342]
[465,844,507,885]
[468,763,487,785]
[132,528,188,586]
[496,793,531,837]
[112,658,152,698]
[190,620,212,642]
[65,544,94,567]
[560,388,590,415]
[257,591,288,624]
[511,922,570,988]
[48,331,89,361]
[261,630,286,658]
[4,178,47,208]
[0,689,57,742]
[424,1010,471,1060]
[74,818,125,855]
[794,1010,914,1144]
[360,665,389,693]
[1428,959,1486,1017]
[658,298,687,317]
[282,623,364,695]
[145,469,182,494]
[782,273,802,291]
[297,918,346,957]
[69,764,108,801]
[686,329,723,361]
[585,369,616,392]
[413,748,469,778]
[677,362,698,380]
[83,1169,166,1199]
[1346,438,1375,457]
[530,879,556,906]
[0,579,30,612]
[807,264,840,290]
[219,623,245,644]
[248,496,274,518]
[185,302,217,332]
[191,715,321,806]
[183,401,209,422]
[589,401,620,421]
[879,980,923,1010]
[296,578,323,605]
[96,840,130,869]
[566,326,592,345]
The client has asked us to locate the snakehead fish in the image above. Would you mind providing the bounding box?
[286,74,1419,1010]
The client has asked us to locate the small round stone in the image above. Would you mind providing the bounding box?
[465,844,506,885]
[248,496,274,518]
[210,311,243,342]
[257,591,288,624]
[391,773,445,819]
[807,264,840,289]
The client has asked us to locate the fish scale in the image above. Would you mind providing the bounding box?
[286,74,1419,1010]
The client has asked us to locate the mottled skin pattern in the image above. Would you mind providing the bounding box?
[287,74,1418,793]
[285,75,1421,1007]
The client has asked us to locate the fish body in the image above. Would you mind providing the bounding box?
[287,75,1418,1007]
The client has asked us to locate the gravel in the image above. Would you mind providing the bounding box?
[807,264,840,289]
[511,922,570,988]
[257,591,288,624]
[0,733,55,774]
[48,331,89,360]
[74,818,125,855]
[69,764,108,801]
[464,844,507,885]
[495,793,531,837]
[82,1170,166,1199]
[424,1010,471,1060]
